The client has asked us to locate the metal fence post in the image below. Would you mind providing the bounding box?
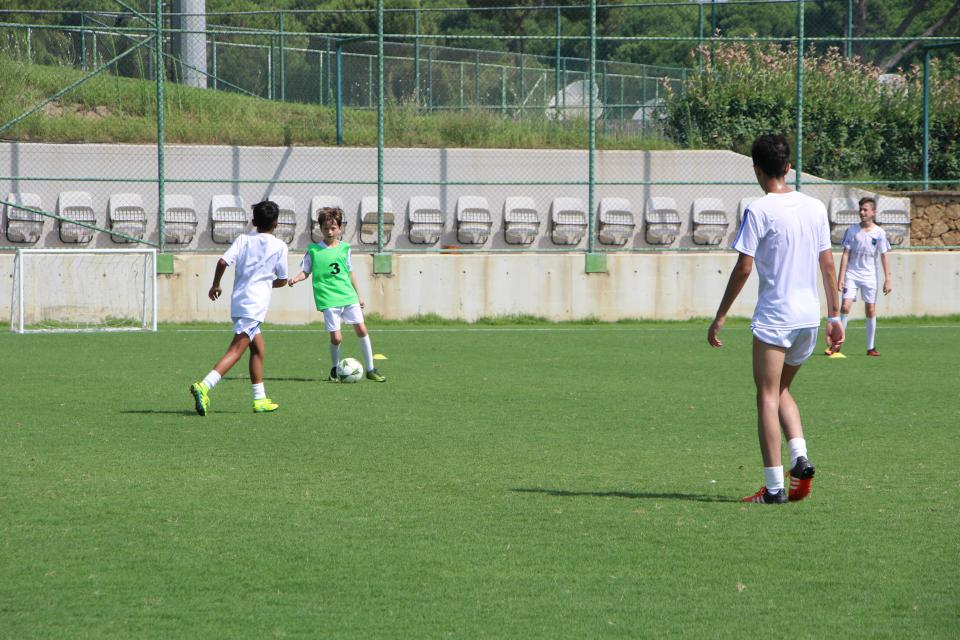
[336,43,344,145]
[500,65,506,117]
[795,0,805,191]
[279,12,286,101]
[555,6,562,120]
[80,15,87,70]
[475,50,481,108]
[845,0,853,59]
[923,48,931,191]
[211,34,218,90]
[588,0,597,256]
[376,0,385,257]
[414,8,420,107]
[427,45,433,112]
[155,0,166,255]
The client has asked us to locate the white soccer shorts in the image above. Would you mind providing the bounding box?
[232,317,262,341]
[751,326,819,366]
[322,303,364,332]
[842,277,878,304]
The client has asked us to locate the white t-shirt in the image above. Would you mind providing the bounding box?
[222,232,289,322]
[842,224,890,281]
[733,190,831,330]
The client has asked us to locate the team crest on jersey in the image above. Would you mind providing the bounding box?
[871,238,878,246]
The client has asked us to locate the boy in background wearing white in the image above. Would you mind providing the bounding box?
[708,134,844,504]
[190,200,289,415]
[825,196,892,357]
[288,206,386,383]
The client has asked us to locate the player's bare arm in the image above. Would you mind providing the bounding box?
[881,253,892,295]
[209,258,228,301]
[708,253,753,347]
[287,271,308,286]
[349,270,365,308]
[837,248,850,291]
[819,249,844,349]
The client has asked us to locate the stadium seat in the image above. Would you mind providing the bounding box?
[407,196,444,245]
[4,192,44,244]
[550,197,587,245]
[502,196,540,245]
[455,195,493,245]
[309,195,346,242]
[57,191,96,243]
[269,195,298,245]
[597,197,635,246]
[210,194,247,244]
[359,195,395,245]
[877,196,910,246]
[691,197,729,246]
[163,194,198,245]
[644,196,680,245]
[829,197,860,245]
[107,193,147,244]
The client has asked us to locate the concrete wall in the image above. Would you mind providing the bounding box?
[2,250,958,324]
[1,142,868,252]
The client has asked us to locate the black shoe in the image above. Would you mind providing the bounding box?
[789,456,815,502]
[328,366,338,382]
[741,487,787,504]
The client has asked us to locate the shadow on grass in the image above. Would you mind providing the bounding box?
[121,409,200,416]
[512,487,740,503]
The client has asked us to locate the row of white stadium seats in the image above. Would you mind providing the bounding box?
[2,192,912,247]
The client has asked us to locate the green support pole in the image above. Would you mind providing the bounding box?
[375,0,389,270]
[587,0,598,259]
[795,0,805,191]
[500,66,506,117]
[414,8,420,107]
[519,53,525,119]
[619,75,624,124]
[155,0,166,255]
[475,50,481,108]
[368,56,373,108]
[427,46,433,112]
[279,12,285,101]
[211,35,217,90]
[846,0,853,59]
[698,4,704,71]
[268,36,274,100]
[318,48,324,105]
[80,14,86,71]
[336,43,343,145]
[555,6,561,120]
[922,48,931,191]
[459,62,464,111]
[641,66,647,130]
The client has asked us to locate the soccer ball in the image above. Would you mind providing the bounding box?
[336,357,364,383]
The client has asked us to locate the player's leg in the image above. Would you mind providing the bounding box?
[864,295,879,355]
[249,331,278,413]
[346,305,385,382]
[743,336,788,503]
[324,308,343,381]
[780,328,817,501]
[190,328,250,416]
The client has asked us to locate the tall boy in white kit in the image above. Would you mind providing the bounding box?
[708,134,844,504]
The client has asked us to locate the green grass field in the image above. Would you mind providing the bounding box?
[2,319,958,638]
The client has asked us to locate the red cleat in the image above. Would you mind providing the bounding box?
[741,487,786,504]
[866,349,881,357]
[788,456,816,502]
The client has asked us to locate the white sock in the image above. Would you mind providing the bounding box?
[358,335,375,371]
[252,382,265,400]
[329,343,341,369]
[788,438,807,469]
[866,317,877,349]
[841,314,849,331]
[764,466,785,493]
[202,370,221,390]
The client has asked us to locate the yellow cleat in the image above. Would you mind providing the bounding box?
[252,397,279,413]
[190,382,210,416]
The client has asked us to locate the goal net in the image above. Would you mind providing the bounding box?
[10,248,157,333]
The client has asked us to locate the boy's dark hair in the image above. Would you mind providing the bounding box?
[252,200,280,232]
[317,206,344,227]
[858,196,877,210]
[751,134,791,178]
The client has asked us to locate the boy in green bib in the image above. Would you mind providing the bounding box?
[288,206,386,382]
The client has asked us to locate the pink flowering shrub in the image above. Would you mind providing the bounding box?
[663,41,960,185]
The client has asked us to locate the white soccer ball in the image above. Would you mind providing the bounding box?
[337,357,364,383]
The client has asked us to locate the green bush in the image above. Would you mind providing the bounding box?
[663,42,960,186]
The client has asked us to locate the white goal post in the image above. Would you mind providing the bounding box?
[10,248,158,333]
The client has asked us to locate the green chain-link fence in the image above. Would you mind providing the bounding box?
[1,0,958,255]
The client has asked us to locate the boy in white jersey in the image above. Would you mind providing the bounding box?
[708,134,844,504]
[288,206,386,383]
[190,200,290,415]
[825,197,891,357]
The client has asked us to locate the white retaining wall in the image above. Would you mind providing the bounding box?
[2,251,958,323]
